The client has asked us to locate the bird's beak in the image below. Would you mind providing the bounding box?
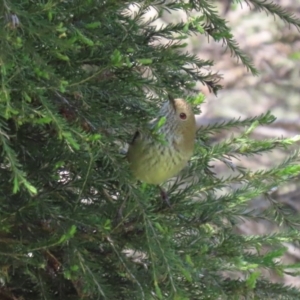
[168,94,176,111]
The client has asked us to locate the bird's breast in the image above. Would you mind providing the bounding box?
[127,133,194,185]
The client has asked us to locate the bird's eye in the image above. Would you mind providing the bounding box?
[179,112,187,120]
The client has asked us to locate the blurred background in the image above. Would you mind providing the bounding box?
[159,0,300,288]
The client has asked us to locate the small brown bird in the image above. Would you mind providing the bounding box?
[127,96,197,186]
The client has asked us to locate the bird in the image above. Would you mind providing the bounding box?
[127,95,198,192]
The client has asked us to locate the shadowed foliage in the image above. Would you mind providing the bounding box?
[1,0,300,299]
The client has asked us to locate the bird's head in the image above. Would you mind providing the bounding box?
[157,95,196,139]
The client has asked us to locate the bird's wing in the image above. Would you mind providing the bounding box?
[130,130,140,145]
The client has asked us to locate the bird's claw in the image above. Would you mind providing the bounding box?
[159,187,172,208]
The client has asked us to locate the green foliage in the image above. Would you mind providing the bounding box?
[0,0,300,299]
